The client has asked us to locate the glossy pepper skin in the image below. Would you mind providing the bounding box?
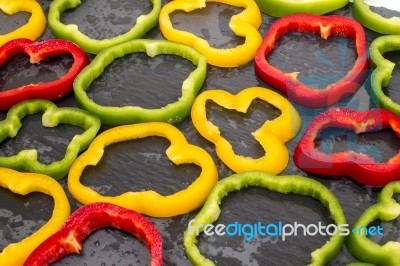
[159,0,262,67]
[294,108,400,186]
[48,0,161,54]
[0,99,101,180]
[0,0,46,46]
[0,38,89,110]
[369,35,400,116]
[347,181,400,265]
[68,122,218,217]
[254,0,348,17]
[24,202,163,266]
[184,171,346,266]
[74,39,207,126]
[254,14,369,108]
[191,87,301,174]
[0,168,70,266]
[352,0,400,35]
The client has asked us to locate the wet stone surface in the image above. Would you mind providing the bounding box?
[0,0,399,265]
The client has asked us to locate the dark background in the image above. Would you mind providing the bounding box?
[1,0,400,265]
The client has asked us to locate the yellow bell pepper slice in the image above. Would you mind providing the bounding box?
[159,0,262,67]
[191,87,301,174]
[0,168,70,266]
[68,122,218,218]
[0,0,46,46]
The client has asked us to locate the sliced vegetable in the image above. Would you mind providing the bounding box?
[48,0,161,54]
[294,108,400,186]
[24,202,162,266]
[369,35,400,116]
[0,99,100,180]
[254,0,348,17]
[352,0,400,35]
[254,14,369,108]
[0,0,46,46]
[68,122,218,217]
[184,171,346,266]
[73,39,207,126]
[159,0,262,67]
[347,180,400,266]
[191,87,301,174]
[0,167,70,266]
[0,38,89,110]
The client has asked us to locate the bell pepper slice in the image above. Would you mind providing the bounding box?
[0,38,89,110]
[0,167,70,266]
[347,263,375,266]
[0,0,46,46]
[159,0,263,67]
[352,0,400,35]
[73,39,207,126]
[184,171,347,266]
[254,0,349,17]
[254,14,369,108]
[0,99,101,180]
[294,108,400,187]
[48,0,161,54]
[347,180,400,265]
[24,202,162,266]
[369,35,400,116]
[191,87,301,174]
[68,122,218,218]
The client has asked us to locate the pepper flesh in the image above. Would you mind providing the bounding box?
[0,0,46,46]
[24,202,163,266]
[0,38,89,110]
[347,181,400,266]
[48,0,161,54]
[191,87,301,174]
[369,35,400,116]
[0,167,70,266]
[352,0,400,35]
[73,39,207,126]
[294,108,400,186]
[0,99,101,180]
[68,122,218,217]
[254,0,348,17]
[159,0,262,67]
[254,14,369,108]
[184,171,346,266]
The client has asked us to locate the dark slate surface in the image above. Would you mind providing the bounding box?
[1,0,400,265]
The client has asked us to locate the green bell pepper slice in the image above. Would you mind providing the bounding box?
[184,171,347,266]
[0,99,100,180]
[48,0,161,54]
[255,0,349,17]
[347,181,400,266]
[352,0,400,35]
[73,39,207,126]
[347,263,375,266]
[369,35,400,116]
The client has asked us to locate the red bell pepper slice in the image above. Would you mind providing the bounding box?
[24,202,162,266]
[294,108,400,186]
[254,14,369,108]
[0,38,89,110]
